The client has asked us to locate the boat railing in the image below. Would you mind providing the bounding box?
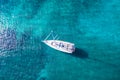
[44,30,59,40]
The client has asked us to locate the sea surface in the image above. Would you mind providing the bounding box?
[0,0,120,80]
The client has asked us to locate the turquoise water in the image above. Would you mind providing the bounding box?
[0,0,120,80]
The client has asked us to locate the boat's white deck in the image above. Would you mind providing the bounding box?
[43,40,75,53]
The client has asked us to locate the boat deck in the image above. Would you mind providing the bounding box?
[43,40,75,53]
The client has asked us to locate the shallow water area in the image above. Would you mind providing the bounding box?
[0,0,120,80]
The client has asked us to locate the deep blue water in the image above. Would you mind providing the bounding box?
[0,0,120,80]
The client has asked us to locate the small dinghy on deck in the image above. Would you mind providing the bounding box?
[42,31,75,53]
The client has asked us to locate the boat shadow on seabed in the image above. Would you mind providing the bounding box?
[70,48,89,59]
[68,48,120,69]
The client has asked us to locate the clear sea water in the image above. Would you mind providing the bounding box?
[0,0,120,80]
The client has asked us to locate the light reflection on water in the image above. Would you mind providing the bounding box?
[0,27,46,80]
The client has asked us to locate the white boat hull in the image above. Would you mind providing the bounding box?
[43,40,75,53]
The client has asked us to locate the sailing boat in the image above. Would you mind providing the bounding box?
[42,31,75,53]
